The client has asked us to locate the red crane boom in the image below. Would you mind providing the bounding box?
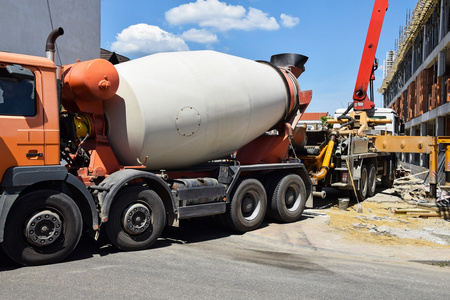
[353,0,389,111]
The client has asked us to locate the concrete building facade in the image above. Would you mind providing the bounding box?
[380,0,450,176]
[0,0,100,65]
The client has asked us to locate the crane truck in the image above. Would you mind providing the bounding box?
[0,28,313,265]
[292,0,397,201]
[295,0,450,203]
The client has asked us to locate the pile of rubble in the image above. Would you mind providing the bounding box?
[323,170,450,247]
[326,200,450,247]
[398,184,449,218]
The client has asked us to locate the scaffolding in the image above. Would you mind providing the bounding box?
[379,0,438,93]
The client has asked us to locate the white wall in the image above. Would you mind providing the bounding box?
[0,0,100,65]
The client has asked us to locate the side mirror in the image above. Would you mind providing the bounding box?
[6,64,35,80]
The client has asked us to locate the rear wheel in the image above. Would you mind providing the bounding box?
[268,174,306,223]
[223,178,267,232]
[367,163,377,197]
[105,186,166,251]
[3,190,82,266]
[356,164,368,201]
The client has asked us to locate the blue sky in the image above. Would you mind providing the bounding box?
[101,0,417,114]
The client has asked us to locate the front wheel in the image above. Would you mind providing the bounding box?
[105,186,166,251]
[223,178,267,233]
[2,190,83,266]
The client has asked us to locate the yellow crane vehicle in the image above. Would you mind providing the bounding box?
[295,0,450,202]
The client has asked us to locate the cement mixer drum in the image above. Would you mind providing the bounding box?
[104,50,295,170]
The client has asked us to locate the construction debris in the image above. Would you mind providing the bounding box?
[396,165,411,178]
[326,200,450,246]
[322,171,450,247]
[389,168,450,219]
[393,208,433,214]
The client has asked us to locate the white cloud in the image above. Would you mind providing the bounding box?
[182,28,218,44]
[165,0,279,31]
[111,24,189,57]
[280,14,299,28]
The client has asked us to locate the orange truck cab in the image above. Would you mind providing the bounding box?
[0,52,60,176]
[0,51,99,265]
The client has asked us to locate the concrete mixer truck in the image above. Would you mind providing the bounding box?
[0,28,312,265]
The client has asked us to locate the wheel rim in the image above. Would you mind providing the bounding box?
[25,210,62,247]
[285,186,301,211]
[241,192,261,221]
[122,203,152,236]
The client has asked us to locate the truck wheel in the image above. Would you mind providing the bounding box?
[105,186,166,251]
[224,178,267,232]
[367,163,377,197]
[268,174,306,223]
[356,164,368,201]
[2,190,82,266]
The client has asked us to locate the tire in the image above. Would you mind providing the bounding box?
[367,163,377,197]
[356,164,368,201]
[223,178,267,233]
[105,186,166,251]
[2,190,82,266]
[268,174,306,223]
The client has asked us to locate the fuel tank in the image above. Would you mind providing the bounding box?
[104,50,297,170]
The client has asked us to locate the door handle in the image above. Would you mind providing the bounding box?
[26,152,43,158]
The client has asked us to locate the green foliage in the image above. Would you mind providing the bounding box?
[320,115,333,129]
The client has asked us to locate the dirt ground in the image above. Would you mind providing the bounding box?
[322,183,450,248]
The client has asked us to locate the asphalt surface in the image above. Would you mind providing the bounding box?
[1,210,449,300]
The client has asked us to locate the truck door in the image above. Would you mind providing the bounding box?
[0,63,45,179]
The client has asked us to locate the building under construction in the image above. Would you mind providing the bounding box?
[380,0,450,173]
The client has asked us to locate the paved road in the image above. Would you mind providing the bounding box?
[1,216,449,300]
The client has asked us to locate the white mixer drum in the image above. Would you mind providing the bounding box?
[104,50,290,170]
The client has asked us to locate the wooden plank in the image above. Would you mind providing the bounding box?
[394,208,431,214]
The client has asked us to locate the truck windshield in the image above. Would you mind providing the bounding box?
[0,67,36,116]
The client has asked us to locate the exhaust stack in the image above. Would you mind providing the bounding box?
[270,53,309,78]
[45,27,64,62]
